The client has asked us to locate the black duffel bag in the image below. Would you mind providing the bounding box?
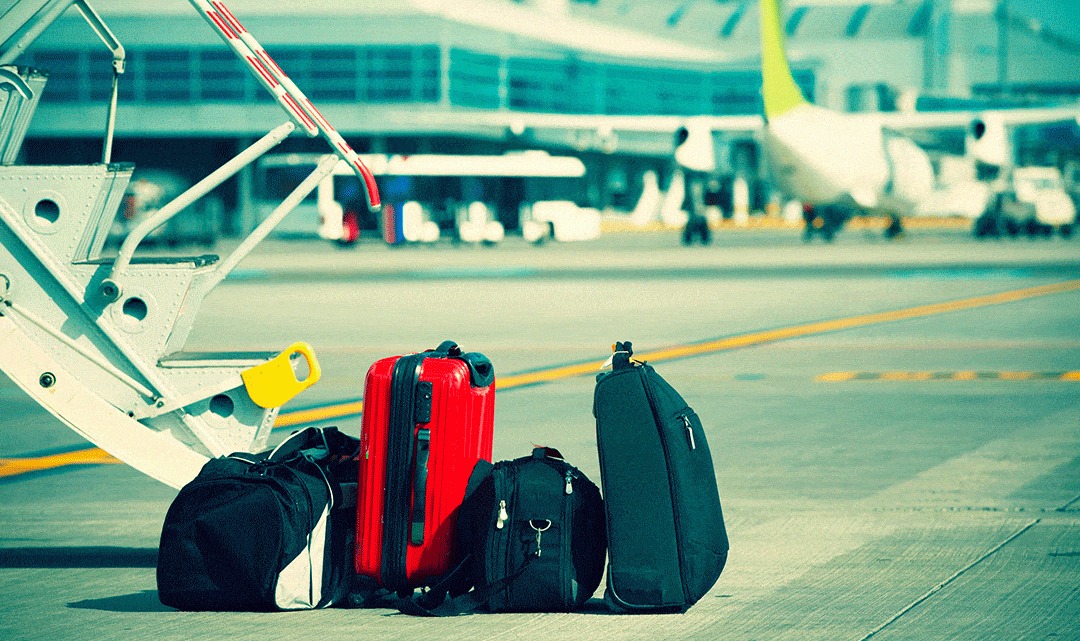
[157,426,359,611]
[397,447,606,615]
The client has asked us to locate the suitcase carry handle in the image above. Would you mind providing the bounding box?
[410,427,431,545]
[427,340,495,388]
[430,340,462,357]
[459,352,494,388]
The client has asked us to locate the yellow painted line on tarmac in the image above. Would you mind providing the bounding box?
[4,279,1080,481]
[880,371,912,381]
[0,448,122,479]
[496,360,609,390]
[607,279,1080,367]
[273,400,364,429]
[815,371,858,382]
[502,279,1080,390]
[999,371,1034,380]
[817,371,1080,382]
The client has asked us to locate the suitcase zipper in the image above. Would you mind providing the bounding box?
[496,500,509,529]
[491,466,514,609]
[562,465,573,609]
[682,415,696,450]
[382,353,425,592]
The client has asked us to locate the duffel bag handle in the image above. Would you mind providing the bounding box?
[267,426,331,462]
[266,426,358,464]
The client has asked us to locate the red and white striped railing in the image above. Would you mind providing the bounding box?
[188,0,381,212]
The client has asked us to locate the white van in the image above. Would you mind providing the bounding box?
[1012,166,1076,236]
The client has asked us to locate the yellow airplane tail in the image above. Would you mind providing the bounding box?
[760,0,807,120]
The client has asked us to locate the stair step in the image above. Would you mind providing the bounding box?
[82,254,219,268]
[159,351,274,368]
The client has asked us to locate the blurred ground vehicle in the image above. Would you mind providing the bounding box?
[255,151,599,245]
[1012,167,1075,237]
[521,200,601,244]
[975,167,1075,239]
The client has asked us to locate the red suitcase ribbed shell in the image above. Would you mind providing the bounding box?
[355,353,494,589]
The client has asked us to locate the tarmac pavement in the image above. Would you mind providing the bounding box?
[1,227,1078,640]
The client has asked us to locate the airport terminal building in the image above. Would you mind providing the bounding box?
[12,0,1080,236]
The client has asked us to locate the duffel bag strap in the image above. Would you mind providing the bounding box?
[397,554,535,617]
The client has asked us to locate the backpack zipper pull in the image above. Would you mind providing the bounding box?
[683,415,696,450]
[565,471,574,495]
[496,500,508,529]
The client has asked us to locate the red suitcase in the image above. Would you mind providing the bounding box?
[355,341,494,592]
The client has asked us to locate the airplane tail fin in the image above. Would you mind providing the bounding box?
[760,0,807,120]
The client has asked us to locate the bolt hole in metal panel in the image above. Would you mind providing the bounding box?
[108,288,156,334]
[23,190,65,234]
[209,393,234,418]
[34,198,59,224]
[121,296,147,321]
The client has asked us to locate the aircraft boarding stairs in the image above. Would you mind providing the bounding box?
[0,0,381,488]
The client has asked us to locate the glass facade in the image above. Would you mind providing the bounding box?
[448,48,501,109]
[19,45,814,116]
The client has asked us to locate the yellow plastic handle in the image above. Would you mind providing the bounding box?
[241,342,322,409]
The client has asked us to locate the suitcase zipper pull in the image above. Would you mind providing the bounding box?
[682,415,696,450]
[565,471,574,495]
[496,500,509,529]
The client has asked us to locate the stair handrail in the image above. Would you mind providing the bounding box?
[101,0,384,300]
[188,0,381,213]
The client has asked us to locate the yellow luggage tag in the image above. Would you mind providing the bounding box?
[241,342,321,409]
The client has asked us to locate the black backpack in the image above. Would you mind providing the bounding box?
[594,341,728,612]
[398,448,606,615]
[157,426,359,611]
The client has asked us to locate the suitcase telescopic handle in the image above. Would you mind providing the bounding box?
[612,341,634,370]
[410,428,431,545]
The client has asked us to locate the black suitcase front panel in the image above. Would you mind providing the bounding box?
[596,369,685,609]
[641,370,727,603]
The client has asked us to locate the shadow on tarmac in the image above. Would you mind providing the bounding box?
[67,590,170,613]
[0,546,157,568]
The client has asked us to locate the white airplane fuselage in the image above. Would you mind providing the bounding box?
[762,103,935,217]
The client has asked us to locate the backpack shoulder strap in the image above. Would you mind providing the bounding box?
[396,554,535,617]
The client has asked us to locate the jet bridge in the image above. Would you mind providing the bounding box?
[0,0,382,487]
